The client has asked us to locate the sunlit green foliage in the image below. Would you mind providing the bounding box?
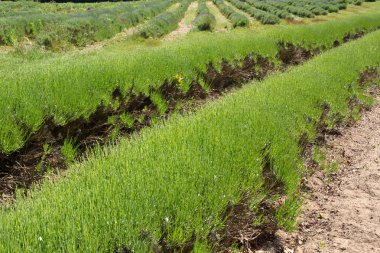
[193,0,216,31]
[1,12,380,153]
[212,0,249,27]
[0,27,379,252]
[228,0,280,24]
[138,0,192,38]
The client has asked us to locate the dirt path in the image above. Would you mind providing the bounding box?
[223,0,259,27]
[284,89,380,253]
[162,2,198,41]
[0,45,14,54]
[206,1,232,32]
[81,28,133,53]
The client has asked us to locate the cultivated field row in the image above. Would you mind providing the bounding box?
[1,0,377,48]
[0,14,371,201]
[0,26,379,252]
[1,13,380,154]
[0,0,186,48]
[1,13,380,203]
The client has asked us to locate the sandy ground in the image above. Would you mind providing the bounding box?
[162,2,198,41]
[81,26,139,53]
[283,89,380,253]
[206,1,232,32]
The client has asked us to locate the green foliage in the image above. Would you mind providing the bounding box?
[35,144,52,172]
[275,195,302,230]
[38,0,137,2]
[1,28,380,252]
[138,0,192,38]
[313,147,340,174]
[244,0,292,19]
[61,138,77,165]
[349,0,364,5]
[120,113,135,128]
[1,13,380,153]
[213,0,250,27]
[193,240,213,252]
[193,0,216,31]
[0,0,377,47]
[150,92,168,115]
[265,0,315,18]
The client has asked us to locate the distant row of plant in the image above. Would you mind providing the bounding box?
[227,0,280,24]
[138,0,192,38]
[0,1,114,18]
[193,0,216,31]
[222,0,378,24]
[8,0,139,2]
[347,0,377,5]
[213,0,249,27]
[244,0,292,19]
[0,0,177,49]
[0,0,377,47]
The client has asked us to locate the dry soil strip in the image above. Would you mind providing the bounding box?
[162,1,199,41]
[283,89,380,253]
[81,27,137,53]
[206,1,232,32]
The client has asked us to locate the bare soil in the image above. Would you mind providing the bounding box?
[284,18,307,25]
[81,26,138,53]
[0,45,14,54]
[281,88,380,253]
[206,1,232,32]
[162,2,198,41]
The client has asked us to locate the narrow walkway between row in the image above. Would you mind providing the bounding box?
[206,1,232,32]
[162,2,199,41]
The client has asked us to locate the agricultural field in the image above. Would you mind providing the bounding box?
[0,0,380,252]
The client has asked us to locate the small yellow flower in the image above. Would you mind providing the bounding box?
[175,74,184,86]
